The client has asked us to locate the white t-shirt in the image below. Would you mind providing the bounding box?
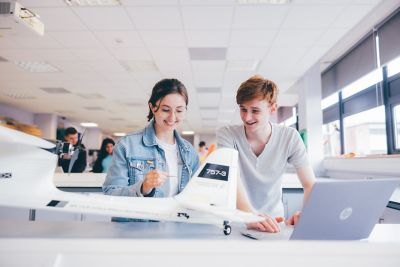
[156,137,180,197]
[217,123,309,217]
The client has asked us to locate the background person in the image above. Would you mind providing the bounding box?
[92,138,115,173]
[58,127,87,173]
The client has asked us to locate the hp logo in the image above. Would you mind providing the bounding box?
[339,207,353,220]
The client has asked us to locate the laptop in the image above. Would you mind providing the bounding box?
[241,178,400,240]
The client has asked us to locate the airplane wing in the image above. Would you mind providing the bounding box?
[176,200,264,223]
[0,125,55,148]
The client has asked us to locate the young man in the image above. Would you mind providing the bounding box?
[217,75,315,232]
[59,127,87,173]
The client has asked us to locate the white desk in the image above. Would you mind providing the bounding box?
[0,221,399,266]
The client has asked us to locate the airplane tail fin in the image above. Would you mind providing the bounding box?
[175,148,238,211]
[0,126,59,206]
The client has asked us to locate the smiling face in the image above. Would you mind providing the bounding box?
[239,98,277,133]
[150,93,187,133]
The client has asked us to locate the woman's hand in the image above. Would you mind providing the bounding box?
[141,169,169,195]
[246,214,284,233]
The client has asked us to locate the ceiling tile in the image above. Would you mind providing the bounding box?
[30,7,87,31]
[72,7,135,30]
[281,6,344,29]
[181,6,234,29]
[121,0,178,5]
[126,6,183,29]
[71,48,115,61]
[48,31,103,48]
[230,30,276,46]
[140,31,186,47]
[93,31,145,47]
[273,29,324,47]
[108,47,153,60]
[191,61,226,73]
[149,47,190,61]
[331,5,376,28]
[232,6,289,29]
[227,47,268,60]
[185,30,230,47]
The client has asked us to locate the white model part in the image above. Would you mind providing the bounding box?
[0,126,263,235]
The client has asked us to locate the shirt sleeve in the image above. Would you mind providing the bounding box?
[287,129,310,169]
[102,141,148,197]
[216,126,235,149]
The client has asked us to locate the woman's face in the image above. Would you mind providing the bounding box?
[151,93,187,132]
[239,98,277,133]
[105,143,114,155]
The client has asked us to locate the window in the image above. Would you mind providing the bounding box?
[387,56,400,78]
[341,69,383,99]
[322,120,341,157]
[394,105,400,150]
[343,106,387,155]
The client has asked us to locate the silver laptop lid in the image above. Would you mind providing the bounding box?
[291,178,400,240]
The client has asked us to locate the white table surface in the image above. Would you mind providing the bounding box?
[0,221,399,267]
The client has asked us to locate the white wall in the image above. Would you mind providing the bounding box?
[0,103,34,125]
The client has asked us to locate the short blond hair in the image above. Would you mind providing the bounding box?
[236,75,279,105]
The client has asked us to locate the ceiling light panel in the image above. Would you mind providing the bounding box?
[196,87,221,93]
[120,61,158,72]
[77,93,104,99]
[65,0,121,6]
[40,87,71,94]
[189,48,227,60]
[15,61,60,73]
[84,106,105,110]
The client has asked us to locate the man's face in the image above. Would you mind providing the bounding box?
[239,98,277,133]
[65,133,78,146]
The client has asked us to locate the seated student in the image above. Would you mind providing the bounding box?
[197,141,208,162]
[92,138,115,173]
[102,78,273,230]
[58,127,87,173]
[217,75,316,231]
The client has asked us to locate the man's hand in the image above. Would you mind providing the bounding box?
[246,214,285,233]
[287,211,301,225]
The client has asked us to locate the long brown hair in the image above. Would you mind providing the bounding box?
[147,79,188,121]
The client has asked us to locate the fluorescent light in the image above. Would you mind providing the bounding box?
[120,61,158,72]
[80,122,98,128]
[182,131,195,135]
[65,0,121,6]
[14,61,59,73]
[113,132,126,137]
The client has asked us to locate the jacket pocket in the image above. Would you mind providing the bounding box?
[127,158,156,184]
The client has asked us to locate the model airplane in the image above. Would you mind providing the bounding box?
[0,126,263,235]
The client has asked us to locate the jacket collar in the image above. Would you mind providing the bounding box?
[143,120,189,152]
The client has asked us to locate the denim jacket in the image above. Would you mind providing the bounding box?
[102,121,200,199]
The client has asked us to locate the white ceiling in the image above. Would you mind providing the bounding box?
[0,0,388,134]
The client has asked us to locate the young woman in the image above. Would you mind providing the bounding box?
[102,78,273,230]
[217,75,316,231]
[103,79,199,199]
[92,138,115,173]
